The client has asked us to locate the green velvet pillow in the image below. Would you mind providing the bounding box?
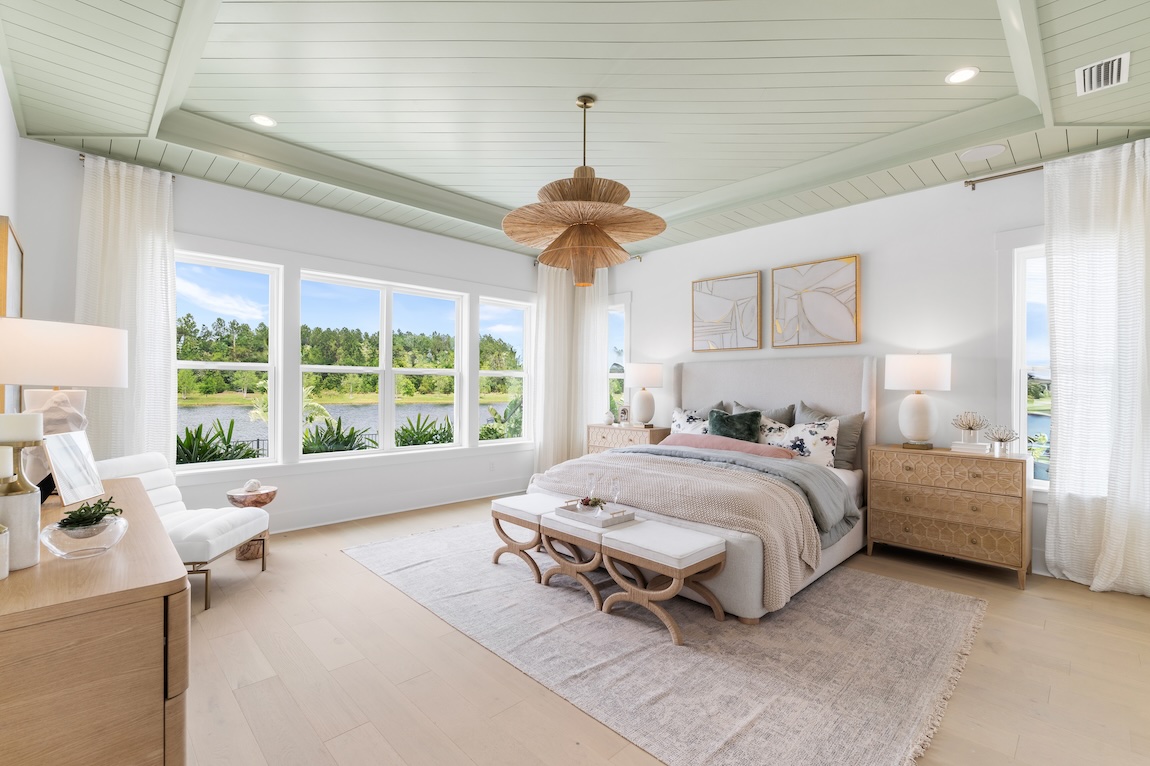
[708,409,762,443]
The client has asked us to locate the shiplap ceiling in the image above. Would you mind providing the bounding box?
[1,0,1149,256]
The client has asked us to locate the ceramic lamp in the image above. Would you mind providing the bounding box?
[0,413,45,571]
[625,362,663,427]
[885,353,952,450]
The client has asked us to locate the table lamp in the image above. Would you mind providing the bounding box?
[885,353,951,450]
[625,362,663,427]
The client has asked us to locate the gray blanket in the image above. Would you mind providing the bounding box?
[615,444,860,548]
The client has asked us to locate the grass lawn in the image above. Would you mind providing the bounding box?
[1027,396,1052,414]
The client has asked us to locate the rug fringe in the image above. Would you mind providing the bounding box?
[902,597,988,765]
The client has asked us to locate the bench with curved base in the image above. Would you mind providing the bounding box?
[490,494,561,583]
[601,522,727,646]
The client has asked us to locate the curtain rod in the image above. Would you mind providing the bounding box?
[78,153,175,182]
[963,165,1043,190]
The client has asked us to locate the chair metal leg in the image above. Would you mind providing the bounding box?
[259,536,267,572]
[187,565,211,610]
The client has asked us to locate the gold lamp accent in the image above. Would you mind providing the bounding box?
[502,96,666,287]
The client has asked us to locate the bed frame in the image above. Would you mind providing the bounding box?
[668,355,877,622]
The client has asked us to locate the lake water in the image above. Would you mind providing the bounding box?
[178,401,509,447]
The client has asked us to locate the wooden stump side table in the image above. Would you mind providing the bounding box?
[227,485,277,561]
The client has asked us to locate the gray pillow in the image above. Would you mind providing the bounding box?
[732,400,794,426]
[796,401,864,470]
[708,409,762,443]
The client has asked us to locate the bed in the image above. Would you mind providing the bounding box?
[528,355,876,622]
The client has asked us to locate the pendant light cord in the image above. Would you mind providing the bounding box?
[582,102,587,167]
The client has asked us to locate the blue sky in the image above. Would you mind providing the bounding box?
[1025,258,1049,368]
[176,263,269,327]
[479,302,525,358]
[608,307,625,369]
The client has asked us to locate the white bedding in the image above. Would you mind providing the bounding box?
[830,467,865,507]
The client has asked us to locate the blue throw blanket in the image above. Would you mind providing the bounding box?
[614,444,861,548]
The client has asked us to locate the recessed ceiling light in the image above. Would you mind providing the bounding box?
[249,114,277,127]
[960,144,1006,162]
[945,67,980,84]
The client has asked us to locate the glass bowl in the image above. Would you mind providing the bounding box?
[40,516,128,559]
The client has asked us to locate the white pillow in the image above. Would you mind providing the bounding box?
[671,403,723,435]
[762,418,839,467]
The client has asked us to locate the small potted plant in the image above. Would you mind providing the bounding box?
[40,496,129,559]
[578,496,605,512]
[983,426,1019,458]
[952,412,989,444]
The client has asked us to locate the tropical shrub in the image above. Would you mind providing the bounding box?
[395,413,454,446]
[479,395,523,441]
[176,420,261,464]
[302,417,378,454]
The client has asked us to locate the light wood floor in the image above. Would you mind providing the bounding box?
[187,499,1150,766]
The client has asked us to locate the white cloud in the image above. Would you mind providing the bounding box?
[177,277,266,323]
[484,323,522,334]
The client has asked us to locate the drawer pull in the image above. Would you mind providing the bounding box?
[970,504,980,512]
[903,464,914,473]
[903,525,912,533]
[969,537,979,545]
[903,495,912,503]
[971,471,982,478]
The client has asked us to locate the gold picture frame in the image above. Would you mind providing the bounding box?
[1,215,24,413]
[771,254,860,348]
[691,271,761,351]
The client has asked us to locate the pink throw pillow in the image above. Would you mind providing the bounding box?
[661,433,795,459]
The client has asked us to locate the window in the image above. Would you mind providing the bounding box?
[300,277,381,454]
[175,255,278,465]
[392,290,460,448]
[1014,244,1050,483]
[478,299,528,441]
[608,304,626,418]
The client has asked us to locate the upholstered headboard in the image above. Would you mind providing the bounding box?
[674,356,877,471]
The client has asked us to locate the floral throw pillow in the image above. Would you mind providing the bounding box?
[758,416,791,444]
[671,407,713,435]
[763,419,839,467]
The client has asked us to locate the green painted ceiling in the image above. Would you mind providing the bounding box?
[1,0,1148,254]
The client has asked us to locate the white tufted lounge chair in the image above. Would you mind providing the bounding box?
[95,452,269,609]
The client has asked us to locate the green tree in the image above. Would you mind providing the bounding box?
[199,369,227,395]
[234,371,259,397]
[177,369,197,399]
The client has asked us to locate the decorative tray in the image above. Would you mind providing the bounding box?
[554,500,635,527]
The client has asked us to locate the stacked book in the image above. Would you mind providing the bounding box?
[951,441,991,454]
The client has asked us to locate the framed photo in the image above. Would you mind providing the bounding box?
[43,431,105,506]
[692,271,761,351]
[1,215,23,414]
[771,254,860,348]
[618,405,631,424]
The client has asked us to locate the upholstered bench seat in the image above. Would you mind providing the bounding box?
[491,492,570,583]
[600,520,727,645]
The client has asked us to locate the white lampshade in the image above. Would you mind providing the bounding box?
[0,318,128,388]
[884,353,951,392]
[624,362,663,390]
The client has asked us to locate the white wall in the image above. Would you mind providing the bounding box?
[610,171,1050,573]
[0,75,16,217]
[17,139,539,531]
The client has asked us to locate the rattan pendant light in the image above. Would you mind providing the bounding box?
[502,96,666,287]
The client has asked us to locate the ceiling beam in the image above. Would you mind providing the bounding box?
[996,0,1054,128]
[0,15,26,136]
[158,110,510,229]
[652,95,1044,224]
[149,0,223,139]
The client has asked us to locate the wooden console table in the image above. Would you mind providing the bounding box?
[0,478,190,765]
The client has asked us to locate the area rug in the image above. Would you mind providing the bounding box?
[345,523,986,766]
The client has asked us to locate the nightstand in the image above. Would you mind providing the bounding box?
[586,424,671,454]
[867,445,1032,588]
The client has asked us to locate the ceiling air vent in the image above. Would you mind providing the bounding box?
[1075,52,1130,96]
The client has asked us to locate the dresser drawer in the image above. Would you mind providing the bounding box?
[870,481,1023,531]
[586,425,669,452]
[869,509,1023,567]
[870,450,1024,497]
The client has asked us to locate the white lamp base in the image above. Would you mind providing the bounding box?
[898,392,938,449]
[631,388,655,427]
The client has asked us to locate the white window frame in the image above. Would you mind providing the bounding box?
[477,297,532,445]
[389,285,463,451]
[1011,243,1050,492]
[174,251,281,469]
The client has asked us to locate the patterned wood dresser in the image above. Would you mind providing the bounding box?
[867,445,1032,588]
[586,424,671,454]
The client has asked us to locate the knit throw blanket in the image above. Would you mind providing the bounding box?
[530,451,821,611]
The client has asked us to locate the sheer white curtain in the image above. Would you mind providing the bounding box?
[75,156,176,461]
[533,264,608,471]
[1044,139,1150,597]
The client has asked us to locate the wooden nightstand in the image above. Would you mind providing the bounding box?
[586,424,671,453]
[867,444,1032,589]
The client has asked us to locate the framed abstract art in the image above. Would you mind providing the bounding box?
[691,271,761,351]
[771,255,860,348]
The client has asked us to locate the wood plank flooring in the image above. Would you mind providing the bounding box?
[186,498,1150,766]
